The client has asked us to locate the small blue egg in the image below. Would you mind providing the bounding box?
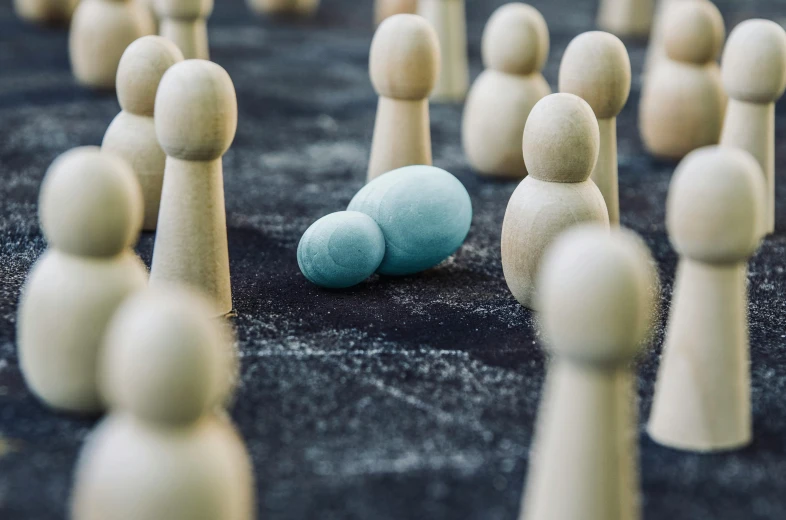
[347,165,473,276]
[297,211,386,289]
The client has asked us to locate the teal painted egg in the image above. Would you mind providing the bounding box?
[297,211,386,289]
[347,165,473,276]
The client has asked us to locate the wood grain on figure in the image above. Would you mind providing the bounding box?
[639,0,725,160]
[501,93,610,310]
[154,0,213,60]
[17,147,147,415]
[151,60,237,316]
[374,0,416,25]
[102,36,184,231]
[368,14,439,181]
[720,19,786,235]
[417,0,468,102]
[648,146,765,452]
[462,3,550,179]
[560,31,631,226]
[14,0,78,26]
[521,225,658,520]
[69,0,155,89]
[247,0,320,16]
[597,0,654,38]
[72,287,254,520]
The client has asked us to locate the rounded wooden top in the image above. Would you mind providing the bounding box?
[39,147,143,257]
[154,0,214,18]
[481,3,549,76]
[664,0,724,65]
[522,93,600,183]
[369,14,440,100]
[538,225,658,364]
[667,146,765,264]
[155,59,238,161]
[721,19,786,103]
[559,31,631,120]
[101,286,233,425]
[117,36,184,117]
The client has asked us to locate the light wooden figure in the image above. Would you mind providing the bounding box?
[417,0,468,102]
[17,147,147,414]
[103,36,184,231]
[367,14,440,181]
[69,0,155,89]
[521,225,657,520]
[247,0,320,16]
[71,287,254,520]
[639,0,725,160]
[501,93,610,310]
[374,0,416,26]
[720,19,786,236]
[462,3,550,179]
[14,0,78,26]
[648,146,766,452]
[154,0,213,60]
[597,0,654,38]
[560,31,631,226]
[151,60,237,315]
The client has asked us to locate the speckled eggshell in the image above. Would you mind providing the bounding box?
[348,165,473,276]
[297,211,386,289]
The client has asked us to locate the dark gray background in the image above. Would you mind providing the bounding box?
[1,0,786,518]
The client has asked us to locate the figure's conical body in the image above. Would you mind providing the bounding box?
[155,0,213,59]
[417,0,468,102]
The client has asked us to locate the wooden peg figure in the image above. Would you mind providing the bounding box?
[501,93,610,310]
[462,3,551,179]
[69,0,155,89]
[17,147,147,414]
[71,287,254,520]
[597,0,654,38]
[720,19,786,235]
[103,36,184,231]
[639,0,725,160]
[247,0,320,16]
[367,14,440,181]
[521,225,658,520]
[648,146,766,452]
[417,0,469,102]
[14,0,78,26]
[154,0,213,59]
[151,60,237,315]
[374,0,416,26]
[560,31,631,226]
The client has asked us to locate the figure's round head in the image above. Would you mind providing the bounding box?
[538,225,658,364]
[721,19,786,103]
[369,14,440,100]
[116,36,184,117]
[559,31,631,119]
[39,147,143,257]
[664,0,725,64]
[667,146,765,264]
[523,93,600,183]
[482,3,549,76]
[101,286,236,425]
[153,0,214,19]
[155,59,238,161]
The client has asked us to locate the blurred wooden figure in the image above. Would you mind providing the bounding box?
[247,0,320,16]
[417,0,468,102]
[155,0,213,59]
[597,0,654,38]
[463,3,551,179]
[720,20,786,235]
[367,14,439,181]
[560,31,631,226]
[14,0,78,26]
[375,0,416,25]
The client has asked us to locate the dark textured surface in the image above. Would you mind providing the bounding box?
[1,0,786,519]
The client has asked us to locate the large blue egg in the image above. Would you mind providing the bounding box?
[297,211,386,289]
[347,165,473,276]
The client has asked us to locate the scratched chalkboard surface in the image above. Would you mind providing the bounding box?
[1,0,786,518]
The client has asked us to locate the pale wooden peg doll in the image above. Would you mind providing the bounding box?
[374,0,416,25]
[720,19,786,235]
[14,0,78,26]
[417,0,469,102]
[247,0,320,16]
[71,287,254,520]
[154,0,213,60]
[103,36,184,231]
[597,0,654,38]
[521,225,658,520]
[151,60,238,315]
[639,0,726,160]
[648,146,766,452]
[501,93,610,310]
[17,147,147,414]
[462,2,551,179]
[560,31,631,226]
[367,14,440,181]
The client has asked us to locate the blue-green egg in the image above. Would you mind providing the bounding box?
[297,211,386,289]
[348,165,473,276]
